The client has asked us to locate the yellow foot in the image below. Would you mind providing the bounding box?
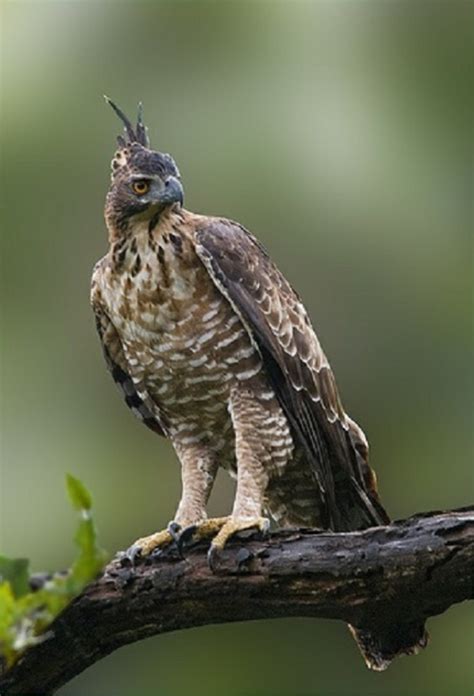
[123,522,179,563]
[171,516,227,554]
[122,518,229,564]
[208,516,270,571]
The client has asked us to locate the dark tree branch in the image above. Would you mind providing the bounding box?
[1,507,473,695]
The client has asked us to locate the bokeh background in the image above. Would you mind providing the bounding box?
[1,1,473,694]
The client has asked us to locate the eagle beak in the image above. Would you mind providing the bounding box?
[162,176,184,208]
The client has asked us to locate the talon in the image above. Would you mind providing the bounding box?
[176,524,198,555]
[207,516,270,572]
[167,517,230,557]
[175,517,229,555]
[235,519,270,540]
[124,526,175,562]
[167,521,185,558]
[124,543,143,566]
[167,521,182,545]
[207,543,222,572]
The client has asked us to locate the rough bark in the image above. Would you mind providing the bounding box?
[0,507,473,695]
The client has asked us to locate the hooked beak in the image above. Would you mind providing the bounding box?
[160,176,184,208]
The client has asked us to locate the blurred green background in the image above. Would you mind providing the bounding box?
[1,1,473,694]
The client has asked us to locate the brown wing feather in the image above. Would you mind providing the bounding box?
[93,304,167,437]
[195,218,389,530]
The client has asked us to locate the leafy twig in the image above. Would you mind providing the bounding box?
[0,476,107,669]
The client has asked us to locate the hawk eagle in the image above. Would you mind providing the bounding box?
[91,99,427,670]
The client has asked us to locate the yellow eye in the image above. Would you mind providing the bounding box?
[132,180,150,195]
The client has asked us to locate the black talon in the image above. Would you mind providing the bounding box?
[207,544,221,573]
[166,521,187,558]
[176,524,198,555]
[167,521,182,545]
[122,543,142,566]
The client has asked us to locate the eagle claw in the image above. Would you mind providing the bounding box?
[167,521,183,545]
[121,521,182,564]
[207,543,222,573]
[207,516,270,572]
[120,543,143,566]
[176,524,199,555]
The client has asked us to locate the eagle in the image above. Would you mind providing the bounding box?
[91,99,427,670]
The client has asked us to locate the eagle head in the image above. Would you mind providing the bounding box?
[104,97,183,235]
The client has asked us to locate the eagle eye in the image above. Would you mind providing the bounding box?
[131,179,150,195]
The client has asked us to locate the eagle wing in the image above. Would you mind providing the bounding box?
[195,218,388,531]
[91,263,167,438]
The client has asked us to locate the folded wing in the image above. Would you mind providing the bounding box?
[195,218,388,530]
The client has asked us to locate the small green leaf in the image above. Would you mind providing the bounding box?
[0,556,30,598]
[0,476,108,669]
[66,473,92,511]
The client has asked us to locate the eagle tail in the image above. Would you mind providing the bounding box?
[348,622,429,671]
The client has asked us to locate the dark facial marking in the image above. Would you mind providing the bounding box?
[114,198,150,231]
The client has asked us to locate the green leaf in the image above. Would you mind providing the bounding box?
[0,556,30,598]
[0,581,17,665]
[69,515,108,590]
[66,475,108,590]
[66,473,92,511]
[0,475,108,669]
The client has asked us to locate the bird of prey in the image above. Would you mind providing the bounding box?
[91,99,427,670]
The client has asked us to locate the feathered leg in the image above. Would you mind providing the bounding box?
[208,387,271,568]
[126,442,218,559]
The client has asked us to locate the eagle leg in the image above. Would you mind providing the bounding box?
[124,443,220,562]
[205,387,271,570]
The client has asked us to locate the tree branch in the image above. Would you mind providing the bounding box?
[1,507,473,695]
